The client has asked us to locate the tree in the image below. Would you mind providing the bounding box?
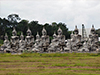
[52,22,57,26]
[17,20,29,35]
[96,29,100,37]
[0,18,3,39]
[29,20,43,38]
[7,14,21,27]
[0,18,10,40]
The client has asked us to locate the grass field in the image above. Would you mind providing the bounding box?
[0,53,100,75]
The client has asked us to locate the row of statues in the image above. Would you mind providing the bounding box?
[0,25,100,53]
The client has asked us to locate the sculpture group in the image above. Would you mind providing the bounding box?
[0,25,100,53]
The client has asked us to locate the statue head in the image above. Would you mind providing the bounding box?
[20,32,24,40]
[12,27,17,36]
[53,32,57,39]
[42,27,47,36]
[27,28,31,36]
[90,25,95,34]
[57,27,62,35]
[74,25,79,34]
[4,33,8,40]
[36,32,40,39]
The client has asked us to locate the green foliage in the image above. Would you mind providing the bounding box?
[0,39,3,44]
[96,28,100,37]
[7,14,21,27]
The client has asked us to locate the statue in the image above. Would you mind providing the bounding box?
[71,26,82,51]
[88,25,99,51]
[40,27,49,52]
[57,27,65,52]
[10,27,19,53]
[25,28,34,51]
[32,32,41,52]
[0,33,11,53]
[64,31,74,52]
[88,25,98,43]
[48,32,60,52]
[18,32,25,52]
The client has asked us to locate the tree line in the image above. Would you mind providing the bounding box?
[0,14,71,44]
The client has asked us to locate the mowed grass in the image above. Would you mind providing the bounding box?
[0,53,100,75]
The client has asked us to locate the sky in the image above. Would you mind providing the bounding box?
[0,0,100,30]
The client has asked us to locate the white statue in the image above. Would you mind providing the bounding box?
[88,25,99,51]
[71,26,82,51]
[40,27,49,52]
[32,32,40,52]
[57,27,65,52]
[2,33,11,52]
[18,32,25,52]
[10,27,19,52]
[25,28,34,51]
[48,32,60,52]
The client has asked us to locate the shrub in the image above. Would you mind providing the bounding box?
[0,39,3,44]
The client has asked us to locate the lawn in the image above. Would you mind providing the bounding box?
[0,53,100,75]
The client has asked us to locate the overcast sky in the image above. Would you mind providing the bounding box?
[0,0,100,30]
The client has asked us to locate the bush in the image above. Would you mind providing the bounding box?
[0,39,3,44]
[0,39,3,46]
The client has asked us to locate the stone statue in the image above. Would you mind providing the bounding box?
[10,27,19,53]
[73,26,81,43]
[40,27,49,52]
[88,25,99,51]
[32,32,41,52]
[57,27,65,52]
[25,28,34,51]
[64,31,74,52]
[18,32,25,52]
[71,26,82,51]
[48,32,60,52]
[88,25,98,44]
[1,33,11,53]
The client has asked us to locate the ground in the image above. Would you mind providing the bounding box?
[0,53,100,75]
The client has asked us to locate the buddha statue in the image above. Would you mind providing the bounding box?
[25,28,34,51]
[1,33,11,53]
[48,32,60,52]
[18,32,25,52]
[71,26,82,51]
[32,32,41,52]
[40,27,49,52]
[88,25,99,51]
[10,27,19,53]
[57,27,65,52]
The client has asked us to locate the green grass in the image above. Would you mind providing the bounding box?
[0,53,100,75]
